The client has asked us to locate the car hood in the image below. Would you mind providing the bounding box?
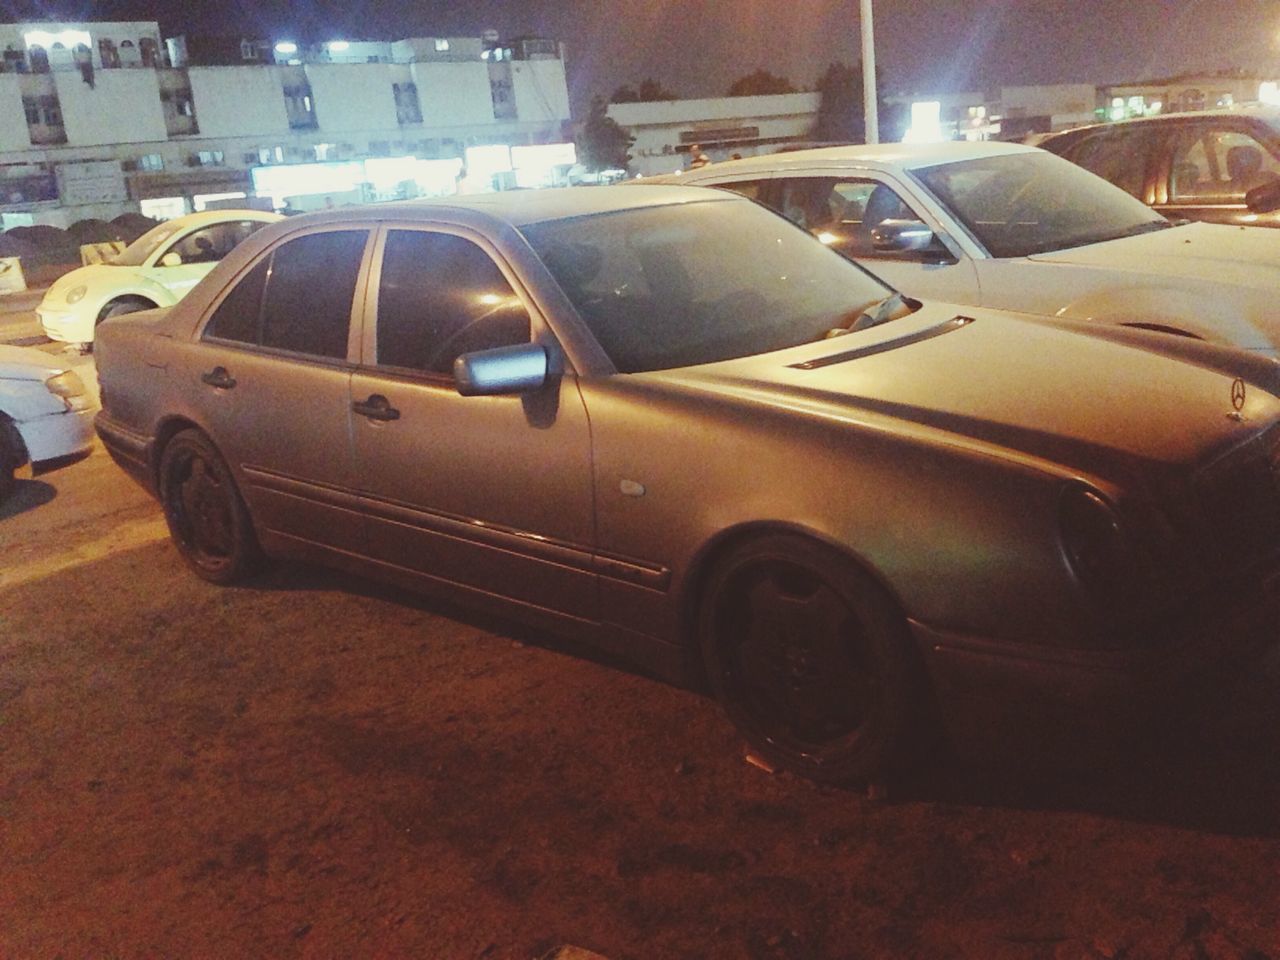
[1026,222,1280,289]
[657,303,1280,485]
[41,263,129,302]
[0,344,69,381]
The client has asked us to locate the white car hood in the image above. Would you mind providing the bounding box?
[43,262,122,300]
[1028,222,1280,289]
[0,344,67,381]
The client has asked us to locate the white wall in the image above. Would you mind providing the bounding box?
[0,75,31,151]
[306,63,399,132]
[1001,84,1096,118]
[188,66,291,138]
[511,60,570,122]
[55,69,168,145]
[412,62,494,127]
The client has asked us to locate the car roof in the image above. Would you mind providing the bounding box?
[655,139,1040,179]
[165,208,283,228]
[1042,104,1280,141]
[274,184,736,230]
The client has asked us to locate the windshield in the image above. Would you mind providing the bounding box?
[912,151,1171,258]
[111,221,183,266]
[521,199,892,373]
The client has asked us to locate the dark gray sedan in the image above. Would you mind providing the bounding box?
[94,185,1280,783]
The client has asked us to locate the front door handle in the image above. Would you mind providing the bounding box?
[200,366,236,389]
[352,394,400,422]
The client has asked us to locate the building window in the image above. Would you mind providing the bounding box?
[240,40,258,60]
[21,97,38,125]
[99,38,120,68]
[313,143,335,161]
[434,38,450,52]
[139,37,160,67]
[40,97,62,126]
[196,150,224,166]
[393,82,423,124]
[139,153,164,171]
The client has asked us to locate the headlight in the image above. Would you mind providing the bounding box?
[65,285,88,304]
[1059,486,1135,598]
[44,370,90,411]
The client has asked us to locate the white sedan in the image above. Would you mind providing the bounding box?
[659,141,1280,355]
[37,209,281,347]
[1,345,95,501]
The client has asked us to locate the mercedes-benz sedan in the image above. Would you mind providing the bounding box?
[93,185,1280,783]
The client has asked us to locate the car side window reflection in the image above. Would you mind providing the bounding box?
[375,230,531,375]
[1169,128,1280,202]
[773,177,923,258]
[158,221,269,266]
[1061,129,1151,199]
[204,257,268,344]
[204,230,366,359]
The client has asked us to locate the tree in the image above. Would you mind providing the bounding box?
[637,78,678,101]
[610,78,679,104]
[811,61,888,143]
[726,69,797,98]
[577,95,634,172]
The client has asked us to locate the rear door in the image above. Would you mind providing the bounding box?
[188,225,373,553]
[348,224,598,621]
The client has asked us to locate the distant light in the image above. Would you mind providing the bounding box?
[902,101,944,143]
[816,231,838,245]
[327,40,350,52]
[1260,82,1280,106]
[274,41,298,55]
[434,38,450,52]
[24,29,91,50]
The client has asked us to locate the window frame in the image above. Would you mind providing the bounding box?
[197,223,376,367]
[357,222,547,384]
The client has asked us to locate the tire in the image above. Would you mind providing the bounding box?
[0,439,14,504]
[698,533,926,785]
[96,297,154,326]
[158,429,262,584]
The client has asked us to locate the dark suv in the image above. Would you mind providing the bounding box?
[1039,107,1280,227]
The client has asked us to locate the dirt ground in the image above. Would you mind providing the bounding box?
[3,447,1280,959]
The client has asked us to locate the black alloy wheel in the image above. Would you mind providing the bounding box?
[158,429,261,584]
[700,534,924,784]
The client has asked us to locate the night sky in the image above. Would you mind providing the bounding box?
[4,0,1276,109]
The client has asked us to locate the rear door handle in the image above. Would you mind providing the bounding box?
[200,366,236,389]
[352,394,400,422]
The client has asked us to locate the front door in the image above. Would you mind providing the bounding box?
[349,226,597,621]
[771,174,982,306]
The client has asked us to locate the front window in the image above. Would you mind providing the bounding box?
[913,151,1170,259]
[522,198,890,373]
[156,221,267,266]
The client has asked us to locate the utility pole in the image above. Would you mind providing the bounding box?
[860,0,879,143]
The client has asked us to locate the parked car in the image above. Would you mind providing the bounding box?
[648,142,1280,355]
[1,345,95,501]
[37,209,282,348]
[1039,106,1280,227]
[94,186,1280,783]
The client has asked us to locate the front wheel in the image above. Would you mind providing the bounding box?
[699,534,927,785]
[158,429,262,584]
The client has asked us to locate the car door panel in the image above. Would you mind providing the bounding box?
[350,225,598,621]
[187,227,373,554]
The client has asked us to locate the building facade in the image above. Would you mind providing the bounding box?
[0,21,573,227]
[608,93,822,177]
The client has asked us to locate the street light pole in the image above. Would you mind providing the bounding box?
[860,0,879,143]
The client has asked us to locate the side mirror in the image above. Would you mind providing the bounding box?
[1245,179,1280,215]
[870,219,954,263]
[159,252,183,267]
[454,343,548,397]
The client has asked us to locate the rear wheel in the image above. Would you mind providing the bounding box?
[699,534,926,784]
[158,429,261,584]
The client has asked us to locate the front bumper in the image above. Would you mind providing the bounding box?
[37,305,94,344]
[913,572,1280,751]
[17,404,96,466]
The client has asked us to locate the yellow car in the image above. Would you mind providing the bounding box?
[37,209,281,347]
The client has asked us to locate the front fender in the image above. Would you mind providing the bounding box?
[1056,285,1275,352]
